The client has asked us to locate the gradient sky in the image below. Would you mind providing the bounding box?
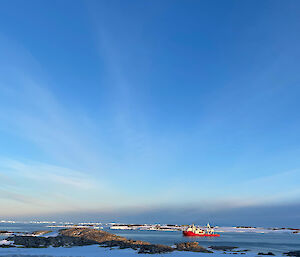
[0,0,300,225]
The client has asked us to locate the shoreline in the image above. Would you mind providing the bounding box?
[1,228,299,256]
[0,244,259,257]
[0,244,299,257]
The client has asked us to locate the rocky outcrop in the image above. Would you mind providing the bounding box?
[138,244,174,254]
[0,230,14,235]
[60,227,148,245]
[209,246,238,251]
[175,242,213,253]
[6,228,174,253]
[258,252,275,255]
[6,235,96,248]
[31,230,52,236]
[284,251,300,257]
[60,228,173,254]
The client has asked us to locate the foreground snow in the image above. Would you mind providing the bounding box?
[0,245,257,257]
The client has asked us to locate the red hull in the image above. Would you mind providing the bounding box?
[183,231,220,237]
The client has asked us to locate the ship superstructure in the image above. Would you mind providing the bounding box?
[183,223,220,237]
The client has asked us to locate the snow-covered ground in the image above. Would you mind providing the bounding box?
[0,245,257,257]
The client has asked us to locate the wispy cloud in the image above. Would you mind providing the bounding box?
[1,159,95,190]
[0,37,118,216]
[0,188,39,205]
[0,37,108,174]
[0,157,115,216]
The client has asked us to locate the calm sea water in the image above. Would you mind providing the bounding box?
[1,223,299,255]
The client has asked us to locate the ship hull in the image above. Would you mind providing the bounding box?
[183,231,220,237]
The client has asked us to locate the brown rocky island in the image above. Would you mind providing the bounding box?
[6,227,213,254]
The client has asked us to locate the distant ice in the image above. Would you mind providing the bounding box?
[214,227,295,234]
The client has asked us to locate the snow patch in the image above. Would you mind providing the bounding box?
[0,240,13,245]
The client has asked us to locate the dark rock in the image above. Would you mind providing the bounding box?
[258,252,275,255]
[99,240,173,254]
[0,245,15,248]
[284,251,300,257]
[209,246,238,251]
[138,244,174,254]
[0,231,14,235]
[6,235,96,248]
[176,242,213,253]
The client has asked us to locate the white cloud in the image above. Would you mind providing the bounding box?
[1,159,95,190]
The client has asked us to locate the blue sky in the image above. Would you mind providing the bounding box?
[0,0,300,225]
